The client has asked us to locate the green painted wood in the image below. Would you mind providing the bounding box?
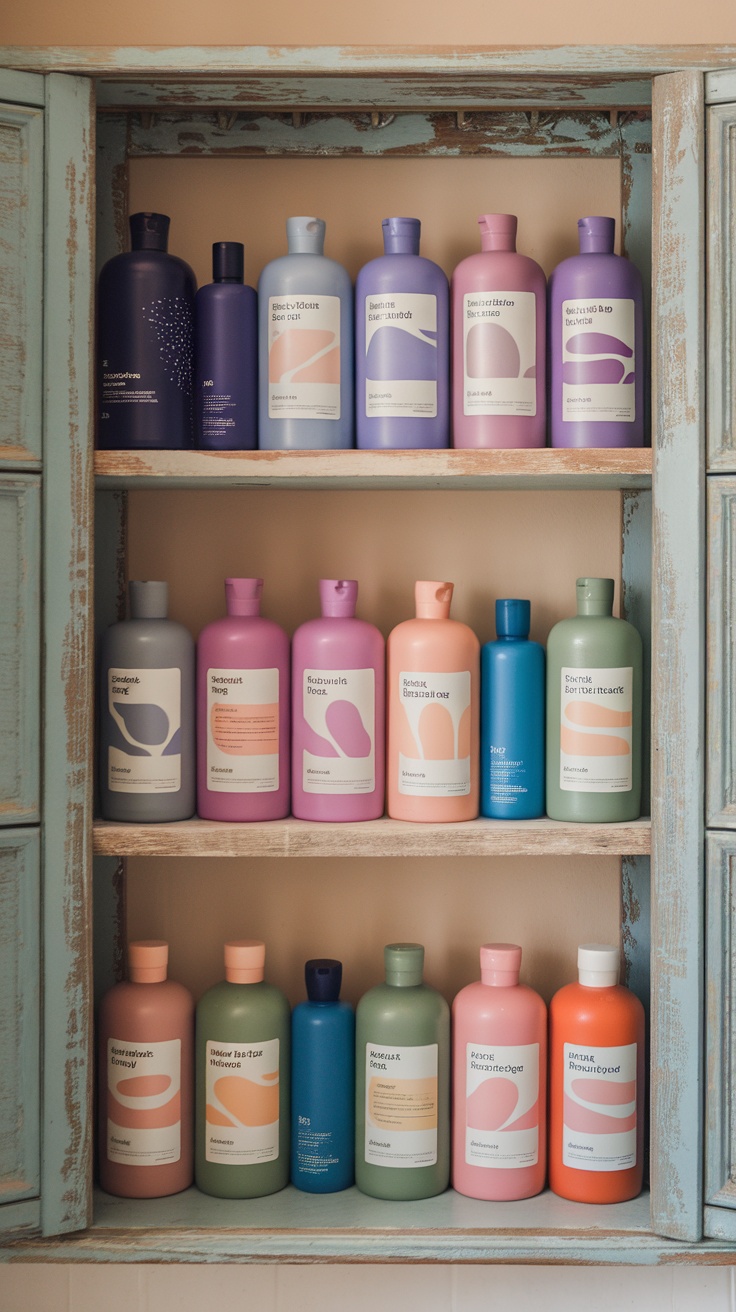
[705,70,736,104]
[0,830,40,1217]
[705,104,736,472]
[0,68,44,109]
[0,1199,41,1238]
[622,489,652,812]
[705,480,736,826]
[0,478,40,824]
[95,114,127,275]
[704,834,736,1210]
[704,1205,736,1241]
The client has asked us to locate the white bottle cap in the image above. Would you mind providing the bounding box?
[577,943,620,987]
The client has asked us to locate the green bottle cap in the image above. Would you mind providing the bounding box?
[576,577,614,616]
[384,942,424,986]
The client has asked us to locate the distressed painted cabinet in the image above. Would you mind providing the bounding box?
[0,46,731,1263]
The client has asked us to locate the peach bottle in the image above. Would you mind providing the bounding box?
[98,940,194,1198]
[549,944,645,1203]
[387,581,479,821]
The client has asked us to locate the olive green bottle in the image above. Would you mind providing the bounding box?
[355,943,450,1200]
[546,577,642,822]
[195,940,290,1198]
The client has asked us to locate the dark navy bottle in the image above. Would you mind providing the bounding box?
[291,959,355,1193]
[194,242,258,449]
[480,599,545,819]
[97,212,195,450]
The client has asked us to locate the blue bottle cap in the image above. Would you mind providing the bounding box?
[495,598,530,638]
[305,959,342,1002]
[213,241,244,282]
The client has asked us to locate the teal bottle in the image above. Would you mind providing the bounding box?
[291,959,355,1193]
[480,598,545,819]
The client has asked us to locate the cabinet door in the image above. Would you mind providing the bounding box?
[0,831,39,1231]
[704,834,736,1239]
[0,477,40,825]
[706,72,736,471]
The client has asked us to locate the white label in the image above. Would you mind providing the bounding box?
[563,1042,637,1171]
[562,298,636,423]
[107,667,181,793]
[463,291,537,416]
[398,669,471,796]
[205,1038,280,1165]
[302,668,375,794]
[464,1042,539,1169]
[365,292,438,418]
[206,667,279,793]
[268,295,340,420]
[560,666,633,793]
[106,1037,181,1167]
[365,1042,438,1168]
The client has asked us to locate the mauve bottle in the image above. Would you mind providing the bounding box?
[194,241,258,450]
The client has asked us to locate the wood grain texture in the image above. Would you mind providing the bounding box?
[705,70,736,106]
[704,835,736,1211]
[706,480,736,826]
[0,478,40,823]
[0,830,39,1218]
[706,104,736,471]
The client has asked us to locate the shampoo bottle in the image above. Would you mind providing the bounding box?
[98,940,194,1199]
[291,959,355,1193]
[549,944,645,1204]
[196,578,290,822]
[480,599,545,819]
[451,214,546,449]
[258,217,354,450]
[292,579,385,821]
[195,940,290,1199]
[452,944,546,1201]
[387,581,479,822]
[355,943,450,1200]
[194,241,258,450]
[355,216,449,449]
[99,580,195,822]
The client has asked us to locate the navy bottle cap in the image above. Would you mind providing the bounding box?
[129,212,170,252]
[495,598,530,638]
[213,241,244,283]
[305,959,342,1002]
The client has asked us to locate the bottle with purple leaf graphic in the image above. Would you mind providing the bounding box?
[549,217,645,448]
[291,580,385,821]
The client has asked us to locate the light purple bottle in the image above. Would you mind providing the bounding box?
[549,216,645,448]
[292,580,385,821]
[196,578,290,821]
[355,217,449,449]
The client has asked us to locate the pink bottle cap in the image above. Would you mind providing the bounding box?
[319,579,358,618]
[224,939,266,984]
[415,580,453,619]
[480,943,522,987]
[478,213,518,252]
[128,940,168,983]
[225,578,263,617]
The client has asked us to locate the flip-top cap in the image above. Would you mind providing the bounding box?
[320,579,358,618]
[224,940,266,984]
[286,216,326,254]
[415,580,453,619]
[578,216,615,254]
[128,940,168,983]
[480,943,522,986]
[576,577,614,616]
[385,942,424,986]
[479,213,518,252]
[305,958,343,1002]
[383,216,421,254]
[578,943,620,987]
[225,577,263,617]
[130,212,170,252]
[129,580,168,619]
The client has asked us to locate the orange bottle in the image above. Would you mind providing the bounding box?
[549,943,644,1203]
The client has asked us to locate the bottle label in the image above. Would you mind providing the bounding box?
[205,1038,280,1165]
[463,291,537,417]
[200,384,238,440]
[364,292,438,418]
[206,667,279,794]
[107,667,181,793]
[294,1117,339,1177]
[561,298,636,423]
[398,669,471,796]
[99,294,193,420]
[464,1042,539,1169]
[365,1042,438,1168]
[563,1041,637,1171]
[106,1037,181,1167]
[302,668,375,794]
[560,666,633,793]
[488,747,532,809]
[268,295,340,421]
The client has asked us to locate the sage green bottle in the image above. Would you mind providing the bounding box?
[355,943,450,1200]
[546,577,642,822]
[195,940,290,1198]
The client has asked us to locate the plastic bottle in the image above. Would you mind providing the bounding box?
[97,212,196,450]
[98,940,194,1198]
[99,580,195,822]
[195,940,290,1199]
[292,579,385,821]
[291,959,355,1193]
[452,944,546,1201]
[194,241,258,450]
[387,581,479,822]
[546,577,642,822]
[355,943,450,1200]
[549,216,645,449]
[355,216,449,449]
[196,578,290,822]
[258,217,354,449]
[549,943,645,1203]
[451,213,546,449]
[480,599,545,819]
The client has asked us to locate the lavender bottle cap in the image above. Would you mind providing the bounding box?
[415,580,453,619]
[480,943,522,986]
[578,216,616,255]
[225,577,263,617]
[320,579,358,618]
[129,212,170,253]
[383,217,421,255]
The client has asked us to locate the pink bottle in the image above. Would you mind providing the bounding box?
[196,578,290,821]
[451,214,546,448]
[452,943,546,1201]
[291,579,385,821]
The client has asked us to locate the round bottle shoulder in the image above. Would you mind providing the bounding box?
[546,613,641,652]
[452,250,546,287]
[389,615,479,648]
[357,254,448,289]
[549,252,642,298]
[550,980,643,1023]
[199,614,288,645]
[100,249,195,285]
[259,254,352,293]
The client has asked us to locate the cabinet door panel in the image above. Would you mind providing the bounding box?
[706,96,736,471]
[706,478,736,827]
[705,834,736,1208]
[0,477,40,824]
[0,829,40,1215]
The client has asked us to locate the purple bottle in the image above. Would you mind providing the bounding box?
[196,578,290,821]
[194,242,258,450]
[355,217,449,449]
[549,216,645,448]
[292,580,385,821]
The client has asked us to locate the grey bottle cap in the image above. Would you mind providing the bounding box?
[384,942,424,986]
[128,580,168,619]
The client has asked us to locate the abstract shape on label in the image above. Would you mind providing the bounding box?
[113,701,170,746]
[366,325,438,381]
[269,329,337,383]
[325,699,371,757]
[466,323,521,378]
[566,332,633,358]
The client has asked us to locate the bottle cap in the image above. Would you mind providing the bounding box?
[129,212,170,253]
[286,216,326,255]
[415,580,453,619]
[128,940,168,983]
[320,579,358,618]
[576,577,614,617]
[128,580,168,620]
[213,241,245,282]
[225,577,263,617]
[384,942,424,987]
[382,216,421,255]
[305,958,342,1002]
[480,943,522,986]
[495,599,530,638]
[577,943,620,987]
[224,940,266,984]
[578,216,615,255]
[478,213,518,253]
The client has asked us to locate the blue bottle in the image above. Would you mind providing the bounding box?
[291,959,355,1193]
[480,599,545,819]
[194,242,258,449]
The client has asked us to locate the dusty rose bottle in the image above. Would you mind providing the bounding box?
[98,941,194,1198]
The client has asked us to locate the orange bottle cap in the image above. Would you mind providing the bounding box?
[415,580,453,620]
[224,939,266,984]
